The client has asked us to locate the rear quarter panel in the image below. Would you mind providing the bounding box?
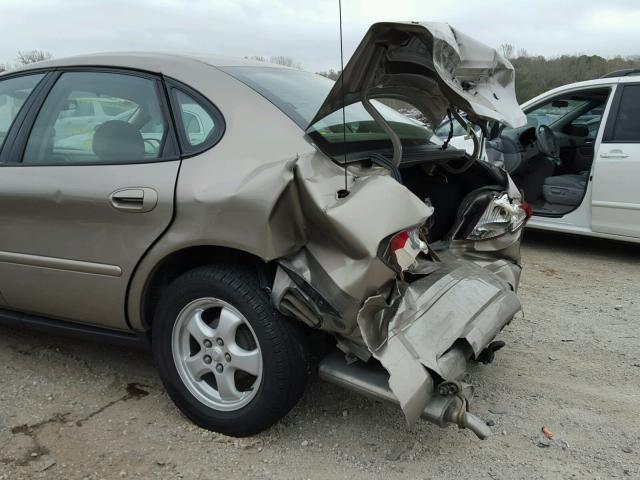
[126,64,316,330]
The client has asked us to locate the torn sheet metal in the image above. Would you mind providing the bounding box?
[266,151,523,427]
[270,153,434,334]
[356,253,521,424]
[265,152,523,427]
[309,21,526,130]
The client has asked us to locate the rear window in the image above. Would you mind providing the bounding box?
[221,66,434,146]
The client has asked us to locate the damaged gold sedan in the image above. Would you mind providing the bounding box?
[0,22,528,438]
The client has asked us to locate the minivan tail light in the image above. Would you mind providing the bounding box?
[467,193,531,241]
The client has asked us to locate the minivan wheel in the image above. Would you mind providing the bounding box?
[152,264,309,437]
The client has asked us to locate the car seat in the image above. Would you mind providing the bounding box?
[542,171,589,206]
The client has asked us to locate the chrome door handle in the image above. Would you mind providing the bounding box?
[109,188,158,212]
[600,150,629,159]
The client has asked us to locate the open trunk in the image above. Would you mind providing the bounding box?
[268,22,529,438]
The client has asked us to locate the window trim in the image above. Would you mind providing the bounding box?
[2,66,180,167]
[0,70,54,163]
[602,82,640,144]
[164,77,226,157]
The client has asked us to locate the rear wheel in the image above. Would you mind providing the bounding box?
[152,264,309,436]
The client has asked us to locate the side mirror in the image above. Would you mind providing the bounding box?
[564,123,589,137]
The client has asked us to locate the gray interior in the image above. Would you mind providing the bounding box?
[493,87,611,216]
[542,172,589,206]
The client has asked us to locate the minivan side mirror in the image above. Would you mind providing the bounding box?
[564,123,589,137]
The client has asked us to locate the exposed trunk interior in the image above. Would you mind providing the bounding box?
[400,159,507,242]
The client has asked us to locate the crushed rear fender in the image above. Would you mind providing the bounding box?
[270,154,523,428]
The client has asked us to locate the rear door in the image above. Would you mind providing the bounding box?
[0,72,48,307]
[0,69,180,329]
[592,82,640,238]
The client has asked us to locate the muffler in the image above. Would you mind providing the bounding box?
[318,351,491,439]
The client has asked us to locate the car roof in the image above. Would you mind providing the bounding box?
[520,76,635,108]
[0,52,291,77]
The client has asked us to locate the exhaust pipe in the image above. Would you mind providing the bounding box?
[318,351,491,439]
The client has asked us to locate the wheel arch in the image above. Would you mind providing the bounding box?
[132,245,275,332]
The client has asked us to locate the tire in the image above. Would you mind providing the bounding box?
[152,263,309,437]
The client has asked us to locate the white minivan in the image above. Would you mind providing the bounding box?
[439,70,640,243]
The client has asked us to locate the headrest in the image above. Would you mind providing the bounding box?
[92,120,144,161]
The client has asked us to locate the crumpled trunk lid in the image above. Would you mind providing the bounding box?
[308,21,526,130]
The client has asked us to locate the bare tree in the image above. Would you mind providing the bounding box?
[316,69,341,80]
[15,50,52,66]
[500,43,514,59]
[244,55,302,69]
[269,56,302,69]
[244,55,266,62]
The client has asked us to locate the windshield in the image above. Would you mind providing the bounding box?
[221,66,435,145]
[525,98,588,127]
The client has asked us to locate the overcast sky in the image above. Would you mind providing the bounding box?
[1,0,639,71]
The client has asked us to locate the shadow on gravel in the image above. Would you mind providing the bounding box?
[523,229,640,261]
[0,324,154,372]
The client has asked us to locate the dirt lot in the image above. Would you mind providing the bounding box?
[0,230,638,480]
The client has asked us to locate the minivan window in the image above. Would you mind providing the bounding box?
[525,98,587,127]
[23,72,168,164]
[0,73,44,150]
[610,85,640,142]
[570,105,605,138]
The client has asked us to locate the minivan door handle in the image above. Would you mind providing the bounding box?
[109,188,158,213]
[600,149,629,159]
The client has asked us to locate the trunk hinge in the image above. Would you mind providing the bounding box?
[360,46,403,168]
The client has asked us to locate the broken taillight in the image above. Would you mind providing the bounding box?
[389,228,428,271]
[467,193,531,241]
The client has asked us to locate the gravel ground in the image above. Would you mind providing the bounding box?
[0,230,638,480]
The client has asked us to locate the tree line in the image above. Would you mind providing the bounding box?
[317,47,640,104]
[500,44,640,102]
[0,50,52,72]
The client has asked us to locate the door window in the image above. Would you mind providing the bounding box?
[608,85,640,142]
[0,74,44,150]
[23,72,168,164]
[569,105,605,138]
[525,98,587,127]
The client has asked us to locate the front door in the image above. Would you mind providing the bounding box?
[592,83,640,238]
[0,70,180,329]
